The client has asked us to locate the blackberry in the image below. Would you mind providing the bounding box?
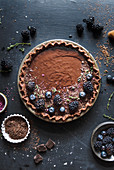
[45,91,52,100]
[29,94,36,101]
[69,101,78,114]
[53,95,62,106]
[83,81,93,93]
[79,91,86,99]
[102,136,112,145]
[91,24,103,34]
[86,73,93,81]
[107,128,114,137]
[76,24,84,36]
[48,107,55,115]
[105,143,113,156]
[106,75,112,83]
[94,141,102,151]
[83,17,94,30]
[27,81,35,91]
[1,59,12,72]
[27,26,36,35]
[21,30,30,40]
[35,99,45,110]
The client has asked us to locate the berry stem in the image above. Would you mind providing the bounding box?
[103,114,114,121]
[7,42,31,51]
[107,91,114,110]
[69,96,78,99]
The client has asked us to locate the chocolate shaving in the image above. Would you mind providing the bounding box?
[46,138,55,149]
[5,116,28,139]
[37,144,47,152]
[34,154,43,164]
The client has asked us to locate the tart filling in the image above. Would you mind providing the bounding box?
[19,41,100,121]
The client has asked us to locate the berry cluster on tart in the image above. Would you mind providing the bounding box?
[18,40,100,122]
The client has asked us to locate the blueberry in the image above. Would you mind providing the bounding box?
[21,30,30,40]
[60,106,65,113]
[79,91,86,98]
[101,151,107,158]
[27,81,35,91]
[112,77,114,83]
[97,134,103,141]
[45,91,52,99]
[112,138,114,143]
[101,131,107,136]
[106,75,112,83]
[48,107,55,114]
[86,73,93,81]
[29,94,36,101]
[101,145,106,151]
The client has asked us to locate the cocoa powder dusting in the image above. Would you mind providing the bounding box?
[27,49,83,89]
[5,117,28,139]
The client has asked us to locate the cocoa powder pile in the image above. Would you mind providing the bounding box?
[5,116,28,139]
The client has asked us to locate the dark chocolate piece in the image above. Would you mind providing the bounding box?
[46,138,55,149]
[37,144,47,152]
[34,154,43,164]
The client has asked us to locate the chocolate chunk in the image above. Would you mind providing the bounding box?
[46,138,55,149]
[37,144,47,152]
[34,154,43,164]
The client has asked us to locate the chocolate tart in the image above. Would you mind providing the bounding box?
[18,39,101,123]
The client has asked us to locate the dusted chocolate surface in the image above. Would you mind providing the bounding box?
[26,49,82,89]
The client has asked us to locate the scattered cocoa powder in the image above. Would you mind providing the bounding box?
[5,116,28,139]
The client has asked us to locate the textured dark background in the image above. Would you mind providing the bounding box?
[0,0,114,170]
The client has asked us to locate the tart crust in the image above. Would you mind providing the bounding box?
[18,39,101,123]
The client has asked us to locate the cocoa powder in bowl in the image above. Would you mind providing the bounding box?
[5,116,28,139]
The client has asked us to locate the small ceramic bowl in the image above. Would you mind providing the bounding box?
[91,121,114,162]
[0,92,8,113]
[1,114,30,143]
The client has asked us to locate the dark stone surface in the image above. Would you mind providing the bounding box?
[0,0,114,169]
